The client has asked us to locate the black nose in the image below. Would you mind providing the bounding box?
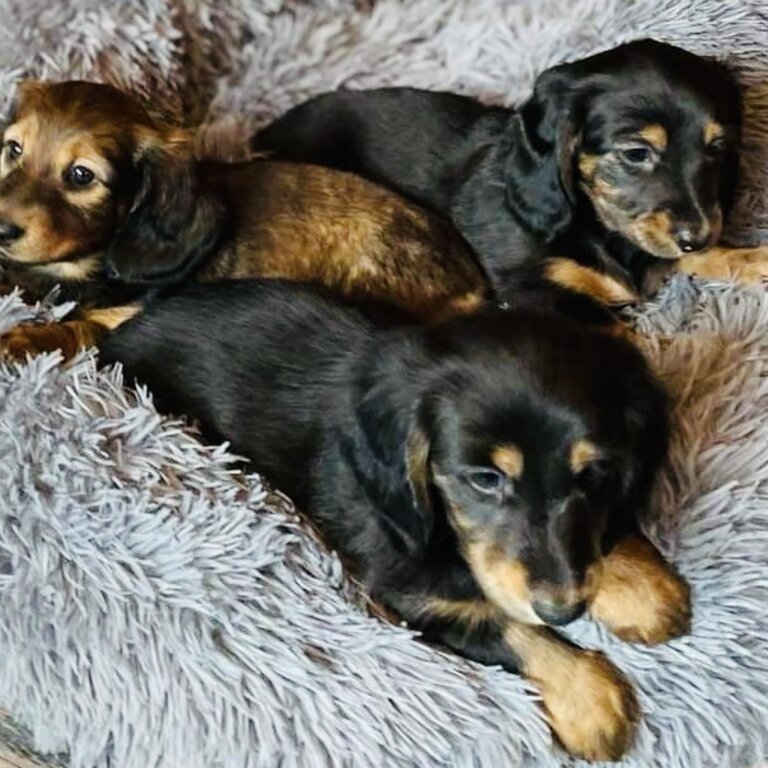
[675,227,711,253]
[532,598,587,626]
[0,220,24,243]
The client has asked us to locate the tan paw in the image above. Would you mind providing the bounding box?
[590,535,691,645]
[679,245,768,284]
[541,649,639,761]
[0,323,75,362]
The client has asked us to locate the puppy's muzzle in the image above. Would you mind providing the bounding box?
[674,221,713,253]
[532,595,587,626]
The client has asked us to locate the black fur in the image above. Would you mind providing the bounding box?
[106,146,228,284]
[253,39,741,296]
[100,279,669,667]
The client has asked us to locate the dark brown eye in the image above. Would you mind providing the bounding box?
[467,469,505,494]
[67,165,95,188]
[621,146,653,165]
[4,140,22,159]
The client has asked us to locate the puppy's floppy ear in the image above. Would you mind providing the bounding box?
[106,128,225,283]
[348,389,435,557]
[504,67,582,240]
[404,412,434,546]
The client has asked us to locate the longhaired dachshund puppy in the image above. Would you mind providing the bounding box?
[100,279,689,761]
[253,39,768,303]
[0,80,484,360]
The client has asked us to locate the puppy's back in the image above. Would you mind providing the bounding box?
[252,88,508,211]
[100,280,376,500]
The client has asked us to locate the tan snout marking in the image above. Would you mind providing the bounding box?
[638,123,667,152]
[589,534,691,645]
[0,201,82,266]
[466,540,539,623]
[544,257,638,306]
[626,209,680,259]
[570,439,599,474]
[704,120,724,145]
[490,444,524,479]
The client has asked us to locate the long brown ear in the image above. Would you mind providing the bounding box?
[106,129,225,283]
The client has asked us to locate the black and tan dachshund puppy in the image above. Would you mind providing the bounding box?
[101,279,689,761]
[253,39,768,303]
[0,80,484,360]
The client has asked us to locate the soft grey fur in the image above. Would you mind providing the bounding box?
[0,2,767,767]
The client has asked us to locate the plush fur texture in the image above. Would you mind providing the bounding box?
[1,2,768,768]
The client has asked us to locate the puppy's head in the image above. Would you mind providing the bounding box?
[0,80,223,281]
[507,39,740,258]
[377,310,668,627]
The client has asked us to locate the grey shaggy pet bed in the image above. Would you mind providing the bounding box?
[1,2,768,767]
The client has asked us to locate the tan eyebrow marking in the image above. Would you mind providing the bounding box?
[637,124,667,151]
[491,444,524,479]
[570,439,600,474]
[704,120,724,145]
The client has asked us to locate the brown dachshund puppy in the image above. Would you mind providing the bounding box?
[0,80,486,360]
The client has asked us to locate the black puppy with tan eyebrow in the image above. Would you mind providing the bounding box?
[100,278,688,761]
[253,39,768,303]
[0,80,486,360]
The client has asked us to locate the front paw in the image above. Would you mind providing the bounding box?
[541,649,639,761]
[0,323,74,362]
[590,535,691,645]
[679,245,768,284]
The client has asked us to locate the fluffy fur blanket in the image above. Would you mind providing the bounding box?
[1,2,767,767]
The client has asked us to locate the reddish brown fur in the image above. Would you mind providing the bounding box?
[589,534,691,644]
[0,81,486,360]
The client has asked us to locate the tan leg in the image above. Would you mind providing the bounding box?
[505,623,639,761]
[589,534,691,645]
[679,245,768,284]
[544,257,638,306]
[0,304,141,362]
